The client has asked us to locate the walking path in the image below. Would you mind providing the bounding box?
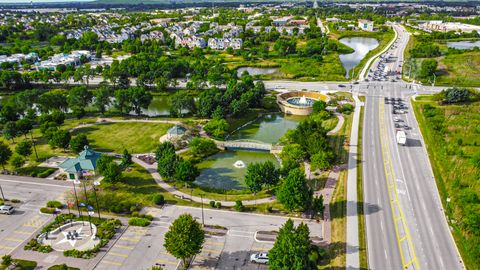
[346,95,363,269]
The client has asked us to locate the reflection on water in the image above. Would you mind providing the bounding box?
[195,150,279,190]
[339,37,379,78]
[227,113,306,144]
[446,40,480,50]
[237,67,279,77]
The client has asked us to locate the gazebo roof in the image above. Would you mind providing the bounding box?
[59,146,102,173]
[167,125,187,136]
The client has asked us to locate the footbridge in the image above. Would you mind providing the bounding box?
[214,139,283,153]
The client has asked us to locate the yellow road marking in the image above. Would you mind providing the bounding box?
[205,241,223,246]
[252,247,270,251]
[109,252,128,258]
[156,259,177,265]
[202,249,221,254]
[120,237,141,242]
[101,260,122,266]
[0,245,14,250]
[14,230,32,235]
[379,99,420,270]
[5,238,22,242]
[115,244,134,250]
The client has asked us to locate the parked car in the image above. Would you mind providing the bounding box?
[250,253,269,264]
[0,205,14,215]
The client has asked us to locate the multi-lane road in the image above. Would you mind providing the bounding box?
[361,24,464,270]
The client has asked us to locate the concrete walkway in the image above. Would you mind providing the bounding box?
[328,113,345,135]
[346,95,363,270]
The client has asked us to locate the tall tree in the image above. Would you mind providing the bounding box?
[3,121,17,143]
[244,163,264,194]
[269,219,312,269]
[169,90,196,117]
[70,134,89,153]
[15,141,32,157]
[164,214,205,267]
[94,86,111,114]
[114,89,131,113]
[311,195,325,220]
[48,130,71,151]
[174,160,199,183]
[0,141,12,170]
[276,168,312,212]
[128,87,152,115]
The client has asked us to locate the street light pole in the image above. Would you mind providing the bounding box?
[200,194,204,227]
[72,181,82,221]
[81,181,93,235]
[92,181,101,219]
[0,184,5,202]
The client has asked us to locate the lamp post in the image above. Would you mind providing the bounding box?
[81,180,93,235]
[72,180,82,222]
[200,194,204,227]
[0,184,5,202]
[92,181,101,219]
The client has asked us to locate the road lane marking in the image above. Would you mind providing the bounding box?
[115,244,134,250]
[101,260,122,266]
[108,252,128,258]
[0,245,14,250]
[202,249,221,254]
[252,247,270,251]
[5,238,22,242]
[156,259,177,265]
[119,237,141,242]
[204,241,223,246]
[379,98,420,270]
[14,230,32,235]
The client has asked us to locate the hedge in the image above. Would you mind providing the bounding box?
[128,217,151,227]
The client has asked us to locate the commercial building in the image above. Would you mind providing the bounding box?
[358,19,374,32]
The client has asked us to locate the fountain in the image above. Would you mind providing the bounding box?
[299,95,307,105]
[233,160,246,169]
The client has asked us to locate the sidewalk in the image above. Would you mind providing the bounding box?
[346,94,362,270]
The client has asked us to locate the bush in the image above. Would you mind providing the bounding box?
[215,202,221,209]
[209,201,216,208]
[40,207,56,214]
[128,217,151,227]
[24,238,52,253]
[234,200,244,212]
[11,199,20,203]
[189,138,219,158]
[47,264,80,270]
[2,255,12,266]
[46,200,63,209]
[152,194,165,205]
[131,211,139,217]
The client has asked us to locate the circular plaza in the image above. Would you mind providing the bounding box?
[277,91,329,116]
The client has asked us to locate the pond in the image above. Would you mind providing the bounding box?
[446,40,480,50]
[195,150,280,190]
[237,67,279,77]
[132,95,171,116]
[339,37,379,78]
[227,113,306,144]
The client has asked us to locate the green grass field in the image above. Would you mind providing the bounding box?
[436,52,480,87]
[71,122,172,153]
[412,95,480,269]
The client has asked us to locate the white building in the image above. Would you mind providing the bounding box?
[421,21,480,33]
[358,19,374,32]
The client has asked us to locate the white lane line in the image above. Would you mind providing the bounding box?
[0,179,71,189]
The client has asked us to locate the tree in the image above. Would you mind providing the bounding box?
[114,89,131,113]
[155,142,176,160]
[261,160,280,187]
[311,195,325,219]
[38,90,68,113]
[0,142,12,170]
[3,121,17,143]
[188,138,218,158]
[164,213,205,267]
[97,155,114,174]
[121,149,132,168]
[48,130,71,151]
[203,118,229,139]
[269,219,312,269]
[15,141,32,157]
[419,59,438,79]
[169,90,196,117]
[128,87,152,115]
[103,162,122,184]
[310,150,334,171]
[70,134,89,153]
[312,100,327,113]
[174,160,199,183]
[94,86,111,114]
[276,168,312,212]
[280,144,306,163]
[10,154,25,170]
[15,118,33,138]
[244,163,264,194]
[68,85,93,117]
[157,150,180,179]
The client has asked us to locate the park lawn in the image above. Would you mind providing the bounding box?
[322,116,340,132]
[0,259,37,270]
[357,105,367,269]
[435,52,480,87]
[274,53,346,81]
[71,122,172,153]
[412,95,480,270]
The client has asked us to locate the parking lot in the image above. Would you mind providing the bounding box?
[96,205,322,270]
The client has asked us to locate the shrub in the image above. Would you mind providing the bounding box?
[215,202,221,209]
[209,201,215,208]
[128,217,151,227]
[140,214,154,221]
[11,199,20,203]
[131,211,139,217]
[24,238,52,253]
[152,194,165,205]
[2,255,12,266]
[189,138,219,158]
[46,200,63,209]
[234,200,244,212]
[40,207,56,214]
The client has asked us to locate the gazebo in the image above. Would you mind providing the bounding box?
[59,146,102,180]
[167,125,187,139]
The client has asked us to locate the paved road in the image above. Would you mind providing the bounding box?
[360,23,463,270]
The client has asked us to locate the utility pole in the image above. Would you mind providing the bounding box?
[0,184,5,202]
[200,194,204,226]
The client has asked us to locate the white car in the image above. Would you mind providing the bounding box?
[250,252,268,264]
[0,205,14,215]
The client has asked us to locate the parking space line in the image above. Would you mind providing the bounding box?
[205,241,223,246]
[0,245,14,250]
[156,259,177,265]
[119,237,141,242]
[5,238,23,242]
[252,247,270,251]
[128,230,147,235]
[108,252,128,258]
[101,260,122,266]
[115,244,134,250]
[202,249,221,254]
